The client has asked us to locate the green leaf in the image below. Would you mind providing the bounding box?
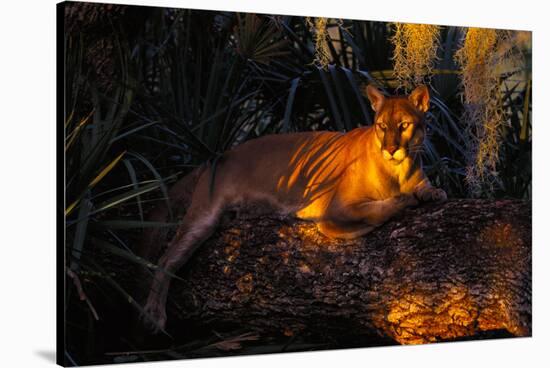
[328,65,353,130]
[91,182,162,216]
[69,193,92,272]
[122,158,144,222]
[66,151,126,216]
[128,152,174,220]
[342,67,372,125]
[96,220,179,229]
[318,67,344,131]
[110,121,158,143]
[283,77,300,132]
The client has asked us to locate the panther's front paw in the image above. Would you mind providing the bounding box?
[395,193,420,207]
[430,188,448,202]
[142,297,167,334]
[414,184,447,203]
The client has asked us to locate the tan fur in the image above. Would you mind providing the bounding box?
[141,85,447,332]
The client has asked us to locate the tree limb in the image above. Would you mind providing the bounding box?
[159,199,531,345]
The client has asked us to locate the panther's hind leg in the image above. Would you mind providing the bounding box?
[142,179,224,332]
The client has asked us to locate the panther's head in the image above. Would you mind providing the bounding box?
[366,85,430,165]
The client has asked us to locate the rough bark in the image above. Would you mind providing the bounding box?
[164,199,531,345]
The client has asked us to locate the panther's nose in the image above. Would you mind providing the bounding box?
[386,145,398,155]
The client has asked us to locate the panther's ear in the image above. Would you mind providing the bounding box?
[366,85,385,113]
[409,85,430,113]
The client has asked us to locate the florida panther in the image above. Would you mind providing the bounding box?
[141,84,447,331]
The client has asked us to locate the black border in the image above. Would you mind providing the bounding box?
[56,1,66,366]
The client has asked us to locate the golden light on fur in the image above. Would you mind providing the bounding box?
[391,23,441,91]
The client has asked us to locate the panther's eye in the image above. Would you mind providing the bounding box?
[400,122,410,130]
[377,122,387,130]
